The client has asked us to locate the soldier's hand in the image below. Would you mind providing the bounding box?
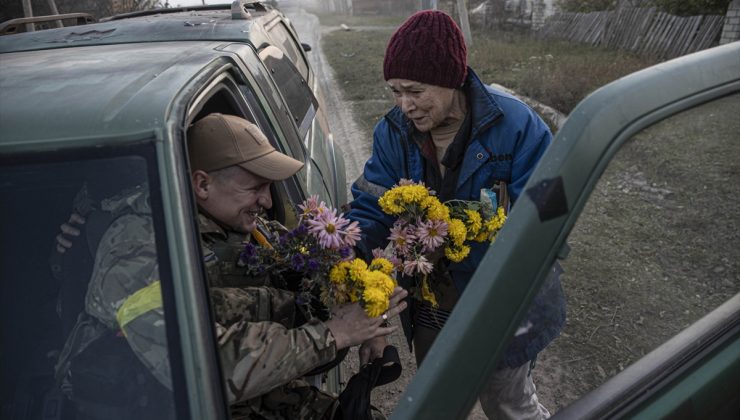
[55,213,86,254]
[326,286,407,351]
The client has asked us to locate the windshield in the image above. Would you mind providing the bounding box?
[0,152,182,419]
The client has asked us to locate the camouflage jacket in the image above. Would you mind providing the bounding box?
[197,213,337,404]
[58,186,338,416]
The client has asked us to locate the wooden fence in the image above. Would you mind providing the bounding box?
[538,7,725,59]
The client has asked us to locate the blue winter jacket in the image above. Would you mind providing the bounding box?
[347,68,566,368]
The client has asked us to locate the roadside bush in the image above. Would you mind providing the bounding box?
[647,0,732,15]
[514,51,659,114]
[557,0,732,14]
[468,30,658,114]
[557,0,621,12]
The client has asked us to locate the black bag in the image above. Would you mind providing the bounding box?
[337,346,402,420]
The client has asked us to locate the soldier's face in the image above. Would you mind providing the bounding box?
[197,166,272,233]
[387,78,457,132]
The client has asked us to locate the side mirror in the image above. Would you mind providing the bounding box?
[301,42,312,52]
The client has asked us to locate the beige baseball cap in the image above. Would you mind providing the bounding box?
[187,113,304,181]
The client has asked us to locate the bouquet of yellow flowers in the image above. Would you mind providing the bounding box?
[377,179,507,306]
[241,196,396,318]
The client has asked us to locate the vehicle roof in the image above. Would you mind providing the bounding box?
[0,5,276,54]
[0,41,231,146]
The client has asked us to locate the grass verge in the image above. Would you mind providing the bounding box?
[321,22,660,132]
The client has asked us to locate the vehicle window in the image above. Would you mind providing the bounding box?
[304,122,334,206]
[0,152,182,419]
[258,45,318,140]
[266,21,309,79]
[544,93,740,412]
[234,69,312,213]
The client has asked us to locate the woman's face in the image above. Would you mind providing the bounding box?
[387,78,457,133]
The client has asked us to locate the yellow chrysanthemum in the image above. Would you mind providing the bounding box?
[398,185,430,204]
[379,184,430,215]
[349,288,360,303]
[363,286,389,317]
[369,257,394,275]
[447,218,467,247]
[464,209,482,239]
[336,282,352,303]
[348,258,368,282]
[420,276,438,307]
[362,270,395,295]
[329,262,349,284]
[426,198,450,221]
[483,209,506,239]
[378,192,404,215]
[445,245,471,262]
[474,230,489,242]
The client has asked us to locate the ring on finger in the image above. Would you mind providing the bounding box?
[381,313,388,321]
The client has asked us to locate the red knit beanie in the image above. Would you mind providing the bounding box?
[383,10,468,88]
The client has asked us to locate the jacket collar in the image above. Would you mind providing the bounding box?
[384,67,504,137]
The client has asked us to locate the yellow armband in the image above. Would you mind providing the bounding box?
[116,280,163,336]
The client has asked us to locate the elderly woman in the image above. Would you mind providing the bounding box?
[348,10,565,420]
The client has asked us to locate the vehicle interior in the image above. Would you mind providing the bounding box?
[0,152,158,419]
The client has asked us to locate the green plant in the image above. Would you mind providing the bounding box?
[646,0,731,15]
[557,0,732,14]
[556,0,620,12]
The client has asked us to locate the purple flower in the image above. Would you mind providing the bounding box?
[295,224,309,235]
[339,246,352,259]
[307,259,320,272]
[291,253,305,271]
[241,243,257,259]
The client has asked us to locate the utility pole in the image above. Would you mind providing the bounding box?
[456,0,473,47]
[21,0,35,32]
[47,0,63,28]
[420,0,438,10]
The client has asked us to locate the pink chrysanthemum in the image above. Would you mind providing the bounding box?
[415,218,448,252]
[298,195,328,219]
[342,219,361,247]
[307,208,348,249]
[388,221,415,256]
[372,248,385,259]
[403,255,433,276]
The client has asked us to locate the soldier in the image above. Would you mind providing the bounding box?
[55,113,407,419]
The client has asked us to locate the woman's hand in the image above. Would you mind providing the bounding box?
[325,286,408,350]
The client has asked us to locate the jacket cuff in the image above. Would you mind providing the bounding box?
[302,318,337,366]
